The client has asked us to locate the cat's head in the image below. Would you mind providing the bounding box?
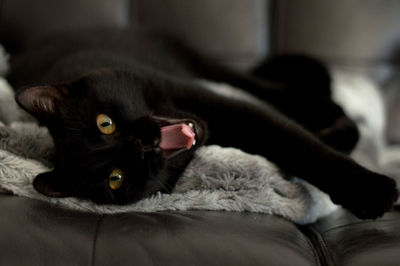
[15,69,208,204]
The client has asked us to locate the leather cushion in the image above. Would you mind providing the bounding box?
[0,192,318,265]
[308,208,400,266]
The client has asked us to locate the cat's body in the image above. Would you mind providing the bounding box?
[8,28,398,219]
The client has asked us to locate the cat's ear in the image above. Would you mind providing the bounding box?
[33,171,72,197]
[15,85,68,119]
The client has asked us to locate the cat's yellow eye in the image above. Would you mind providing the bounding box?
[96,114,116,134]
[109,168,124,190]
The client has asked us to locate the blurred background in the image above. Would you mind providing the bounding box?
[1,0,400,145]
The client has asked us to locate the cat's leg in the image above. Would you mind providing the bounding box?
[251,55,361,153]
[197,58,359,154]
[174,86,398,219]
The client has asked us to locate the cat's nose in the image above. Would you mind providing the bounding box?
[129,136,160,148]
[131,137,162,157]
[125,117,162,144]
[120,120,161,153]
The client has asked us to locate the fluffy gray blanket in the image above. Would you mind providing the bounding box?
[3,46,400,224]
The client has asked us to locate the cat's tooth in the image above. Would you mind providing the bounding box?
[192,139,196,146]
[188,123,194,129]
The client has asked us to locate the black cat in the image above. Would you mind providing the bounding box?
[8,28,398,219]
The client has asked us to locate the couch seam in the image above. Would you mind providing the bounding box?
[322,218,397,234]
[298,226,323,266]
[90,215,104,266]
[305,225,337,266]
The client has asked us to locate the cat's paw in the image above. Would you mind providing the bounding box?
[330,172,399,219]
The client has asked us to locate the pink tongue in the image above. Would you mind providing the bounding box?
[160,124,195,150]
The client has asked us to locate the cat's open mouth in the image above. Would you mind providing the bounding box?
[153,116,202,159]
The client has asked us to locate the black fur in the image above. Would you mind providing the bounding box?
[8,28,398,219]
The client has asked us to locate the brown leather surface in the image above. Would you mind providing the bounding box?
[272,0,400,66]
[308,208,400,266]
[0,0,129,52]
[0,0,269,69]
[95,212,318,266]
[3,191,400,265]
[0,193,99,265]
[129,0,269,69]
[0,193,318,266]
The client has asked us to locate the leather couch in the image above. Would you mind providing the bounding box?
[1,1,400,265]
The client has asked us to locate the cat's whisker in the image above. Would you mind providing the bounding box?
[156,179,172,193]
